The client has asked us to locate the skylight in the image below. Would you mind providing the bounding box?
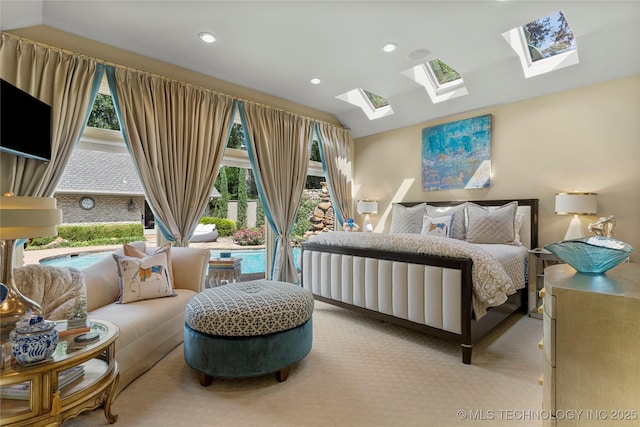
[336,88,393,120]
[401,59,468,104]
[502,10,579,78]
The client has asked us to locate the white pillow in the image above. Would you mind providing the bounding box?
[421,214,454,238]
[426,203,467,240]
[465,202,517,244]
[113,251,175,304]
[390,203,425,234]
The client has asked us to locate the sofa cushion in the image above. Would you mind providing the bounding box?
[113,251,175,303]
[82,241,146,312]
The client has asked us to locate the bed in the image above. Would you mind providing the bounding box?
[301,199,538,364]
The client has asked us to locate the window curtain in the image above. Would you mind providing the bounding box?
[315,122,354,228]
[106,66,234,246]
[237,101,313,283]
[0,34,103,197]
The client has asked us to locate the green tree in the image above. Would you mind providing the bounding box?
[256,197,265,228]
[237,168,248,229]
[211,168,229,218]
[87,94,120,130]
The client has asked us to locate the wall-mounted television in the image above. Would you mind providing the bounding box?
[0,78,52,162]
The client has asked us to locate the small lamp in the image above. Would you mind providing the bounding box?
[0,194,62,343]
[357,199,378,233]
[555,192,597,240]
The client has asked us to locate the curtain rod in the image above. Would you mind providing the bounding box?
[1,32,347,130]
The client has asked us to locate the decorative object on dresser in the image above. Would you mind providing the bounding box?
[541,263,640,426]
[588,214,616,237]
[9,312,58,365]
[343,218,359,232]
[301,198,538,364]
[544,236,633,274]
[554,192,597,240]
[0,194,62,357]
[357,200,378,232]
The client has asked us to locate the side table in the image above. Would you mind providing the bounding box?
[206,258,242,288]
[0,319,119,426]
[528,248,562,319]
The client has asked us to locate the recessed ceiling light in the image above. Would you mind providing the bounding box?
[408,49,430,61]
[198,32,216,43]
[310,78,322,85]
[382,42,398,53]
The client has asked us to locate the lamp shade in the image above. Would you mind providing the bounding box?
[357,200,378,215]
[555,193,597,215]
[0,196,62,239]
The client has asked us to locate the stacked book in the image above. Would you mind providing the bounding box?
[1,365,85,400]
[209,258,241,269]
[55,319,91,338]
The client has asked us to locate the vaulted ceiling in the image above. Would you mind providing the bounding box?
[2,1,638,138]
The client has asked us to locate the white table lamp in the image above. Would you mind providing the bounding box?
[357,200,378,232]
[0,194,62,343]
[555,193,597,240]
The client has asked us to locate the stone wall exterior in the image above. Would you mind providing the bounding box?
[56,194,145,225]
[304,183,335,237]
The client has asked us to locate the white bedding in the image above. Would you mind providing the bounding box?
[306,232,529,318]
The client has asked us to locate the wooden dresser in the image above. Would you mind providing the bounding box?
[542,263,640,426]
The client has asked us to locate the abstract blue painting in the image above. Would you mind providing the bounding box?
[422,114,492,191]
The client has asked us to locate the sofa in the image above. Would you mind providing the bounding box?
[80,242,209,395]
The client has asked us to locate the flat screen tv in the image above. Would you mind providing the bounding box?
[0,78,52,162]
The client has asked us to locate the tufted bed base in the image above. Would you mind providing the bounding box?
[301,199,538,364]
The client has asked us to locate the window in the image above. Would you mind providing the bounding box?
[402,59,468,104]
[502,10,579,78]
[336,88,394,120]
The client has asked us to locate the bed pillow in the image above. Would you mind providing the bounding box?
[390,203,425,234]
[113,251,175,304]
[421,214,454,238]
[465,201,517,244]
[124,243,174,288]
[426,203,467,240]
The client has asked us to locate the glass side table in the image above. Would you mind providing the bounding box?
[0,319,120,426]
[206,258,242,288]
[528,248,562,319]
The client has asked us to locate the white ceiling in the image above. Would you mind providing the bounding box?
[2,1,639,138]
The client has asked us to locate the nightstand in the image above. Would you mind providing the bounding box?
[528,248,562,319]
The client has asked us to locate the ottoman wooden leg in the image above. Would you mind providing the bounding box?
[275,366,291,382]
[197,371,213,386]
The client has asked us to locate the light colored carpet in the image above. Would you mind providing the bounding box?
[64,302,543,427]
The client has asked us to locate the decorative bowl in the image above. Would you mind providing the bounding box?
[545,236,633,275]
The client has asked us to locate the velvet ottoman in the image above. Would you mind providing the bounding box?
[183,280,314,385]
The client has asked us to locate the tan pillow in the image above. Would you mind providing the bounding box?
[465,202,517,244]
[124,243,174,288]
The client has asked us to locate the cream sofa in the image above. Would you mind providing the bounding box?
[81,242,209,395]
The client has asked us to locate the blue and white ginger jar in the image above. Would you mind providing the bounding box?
[10,312,58,365]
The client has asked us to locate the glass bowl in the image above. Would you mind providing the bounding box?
[545,236,633,275]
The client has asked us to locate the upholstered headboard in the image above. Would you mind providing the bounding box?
[399,199,539,250]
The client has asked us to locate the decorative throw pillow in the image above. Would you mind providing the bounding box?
[421,214,454,238]
[113,251,175,304]
[390,203,426,234]
[124,243,174,288]
[465,201,518,244]
[426,203,467,240]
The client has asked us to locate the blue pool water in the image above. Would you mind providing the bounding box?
[40,248,301,274]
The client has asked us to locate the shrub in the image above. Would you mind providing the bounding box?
[233,227,265,246]
[25,223,144,250]
[291,194,316,243]
[199,217,236,237]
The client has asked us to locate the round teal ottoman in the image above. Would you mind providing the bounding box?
[183,280,314,385]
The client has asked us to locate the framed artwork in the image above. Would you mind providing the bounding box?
[421,114,492,191]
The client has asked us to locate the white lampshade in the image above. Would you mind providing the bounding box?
[357,200,378,214]
[555,193,597,241]
[555,193,597,215]
[0,196,62,239]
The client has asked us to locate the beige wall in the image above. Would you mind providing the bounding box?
[354,75,640,261]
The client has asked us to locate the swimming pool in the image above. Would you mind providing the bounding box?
[40,248,301,275]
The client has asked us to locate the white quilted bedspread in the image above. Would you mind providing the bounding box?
[306,232,528,318]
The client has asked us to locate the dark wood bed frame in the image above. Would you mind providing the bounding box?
[301,199,539,364]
